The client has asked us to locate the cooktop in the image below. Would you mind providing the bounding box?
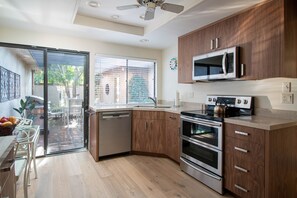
[181,95,254,122]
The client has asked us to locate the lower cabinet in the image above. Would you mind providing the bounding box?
[132,111,180,162]
[89,110,99,161]
[132,111,165,154]
[0,142,16,198]
[224,122,297,198]
[165,112,180,162]
[224,123,265,198]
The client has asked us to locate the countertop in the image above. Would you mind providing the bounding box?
[89,105,297,131]
[224,116,297,130]
[89,104,200,114]
[0,136,16,165]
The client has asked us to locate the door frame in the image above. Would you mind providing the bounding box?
[0,42,90,155]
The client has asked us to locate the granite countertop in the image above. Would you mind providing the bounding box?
[0,136,16,165]
[224,116,297,130]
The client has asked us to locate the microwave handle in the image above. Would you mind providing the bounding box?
[222,52,227,75]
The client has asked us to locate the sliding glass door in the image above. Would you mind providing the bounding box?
[0,42,89,156]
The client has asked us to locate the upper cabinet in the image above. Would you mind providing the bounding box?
[178,0,297,83]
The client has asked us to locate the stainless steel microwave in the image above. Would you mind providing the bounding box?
[192,46,239,81]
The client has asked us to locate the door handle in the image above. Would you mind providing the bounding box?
[210,39,214,50]
[215,38,219,49]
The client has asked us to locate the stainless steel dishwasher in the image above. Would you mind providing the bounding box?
[99,111,131,157]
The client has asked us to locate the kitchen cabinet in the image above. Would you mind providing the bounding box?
[132,111,165,154]
[178,0,297,83]
[165,112,180,163]
[224,124,265,198]
[0,137,16,198]
[224,123,297,198]
[89,110,99,161]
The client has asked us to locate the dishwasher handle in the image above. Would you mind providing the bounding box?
[101,112,130,120]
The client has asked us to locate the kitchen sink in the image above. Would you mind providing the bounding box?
[134,105,172,109]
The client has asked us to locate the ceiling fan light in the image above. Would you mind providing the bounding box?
[88,1,101,8]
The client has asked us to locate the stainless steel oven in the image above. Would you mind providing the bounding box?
[180,95,254,195]
[180,115,223,194]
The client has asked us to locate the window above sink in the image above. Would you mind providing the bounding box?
[94,55,156,106]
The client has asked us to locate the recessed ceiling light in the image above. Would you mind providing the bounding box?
[140,15,145,19]
[111,15,119,20]
[88,1,100,8]
[140,39,149,43]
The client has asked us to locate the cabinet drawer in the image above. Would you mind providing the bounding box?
[133,110,165,120]
[225,123,265,144]
[225,137,264,166]
[233,166,264,198]
[0,148,15,188]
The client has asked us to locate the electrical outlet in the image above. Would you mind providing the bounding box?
[282,82,291,92]
[281,93,294,104]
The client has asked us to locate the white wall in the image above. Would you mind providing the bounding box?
[0,48,32,116]
[162,43,297,111]
[0,27,163,106]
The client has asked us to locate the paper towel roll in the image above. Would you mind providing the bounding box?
[175,91,180,107]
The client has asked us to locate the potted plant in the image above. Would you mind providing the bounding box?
[13,98,35,118]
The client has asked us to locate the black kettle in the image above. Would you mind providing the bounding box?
[214,98,228,115]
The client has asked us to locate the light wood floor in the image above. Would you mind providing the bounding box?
[16,151,233,198]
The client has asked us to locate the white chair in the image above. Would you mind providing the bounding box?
[14,125,40,198]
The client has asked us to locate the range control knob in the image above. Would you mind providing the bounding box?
[213,98,217,103]
[237,99,242,104]
[208,98,212,102]
[244,99,249,105]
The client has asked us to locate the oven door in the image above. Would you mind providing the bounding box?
[181,115,222,150]
[180,137,222,176]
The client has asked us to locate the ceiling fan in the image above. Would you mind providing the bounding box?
[116,0,184,20]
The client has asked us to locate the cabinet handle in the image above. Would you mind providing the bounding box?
[234,146,248,153]
[235,184,248,193]
[145,121,147,131]
[210,39,214,50]
[169,116,176,120]
[234,165,249,173]
[240,64,245,77]
[235,130,249,136]
[215,38,219,49]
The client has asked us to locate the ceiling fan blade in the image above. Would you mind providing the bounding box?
[161,3,184,13]
[117,4,140,10]
[144,7,155,20]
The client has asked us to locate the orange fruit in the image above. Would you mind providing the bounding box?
[2,121,13,127]
[8,116,17,124]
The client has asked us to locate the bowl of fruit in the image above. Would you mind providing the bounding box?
[0,116,19,136]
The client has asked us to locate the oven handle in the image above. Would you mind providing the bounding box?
[181,136,221,152]
[181,116,222,128]
[180,157,222,181]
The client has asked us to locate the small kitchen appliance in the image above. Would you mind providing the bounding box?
[180,95,254,194]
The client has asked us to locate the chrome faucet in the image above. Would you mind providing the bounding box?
[148,96,157,107]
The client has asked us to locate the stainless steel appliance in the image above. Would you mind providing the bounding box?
[192,47,239,81]
[99,111,131,157]
[180,95,254,194]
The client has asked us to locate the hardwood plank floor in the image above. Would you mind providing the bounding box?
[16,151,233,198]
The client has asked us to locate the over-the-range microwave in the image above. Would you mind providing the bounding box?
[192,46,239,81]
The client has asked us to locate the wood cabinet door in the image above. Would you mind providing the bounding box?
[132,118,149,152]
[165,113,180,162]
[89,111,99,161]
[149,119,165,154]
[215,16,239,50]
[253,0,283,79]
[178,35,194,83]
